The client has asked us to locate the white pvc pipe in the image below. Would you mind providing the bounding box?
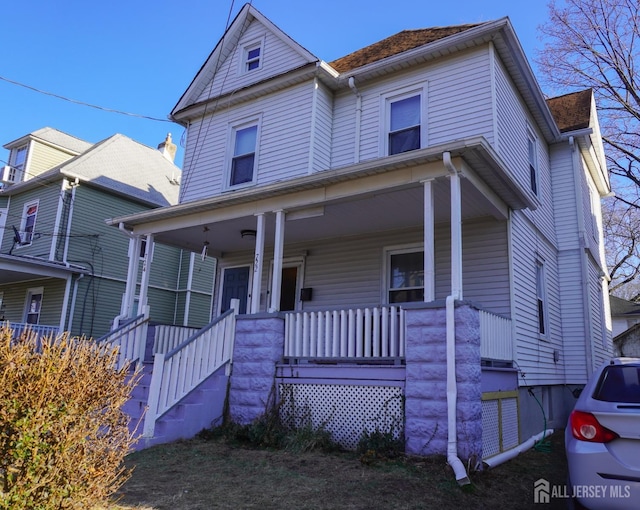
[483,429,555,469]
[446,295,471,485]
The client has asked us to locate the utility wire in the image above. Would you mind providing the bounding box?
[0,74,173,123]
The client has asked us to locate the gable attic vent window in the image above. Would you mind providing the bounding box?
[243,40,263,73]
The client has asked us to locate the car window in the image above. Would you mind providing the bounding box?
[593,365,640,403]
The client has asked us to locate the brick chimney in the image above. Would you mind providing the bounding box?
[158,133,177,163]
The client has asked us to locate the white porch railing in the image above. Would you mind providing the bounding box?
[153,325,199,354]
[284,306,406,360]
[479,310,513,361]
[143,299,239,439]
[6,322,60,340]
[97,310,150,370]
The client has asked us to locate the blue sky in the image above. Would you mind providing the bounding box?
[0,0,553,168]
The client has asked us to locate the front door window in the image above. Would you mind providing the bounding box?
[25,288,43,324]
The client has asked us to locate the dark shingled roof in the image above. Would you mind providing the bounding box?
[546,89,592,133]
[329,25,481,73]
[610,295,640,317]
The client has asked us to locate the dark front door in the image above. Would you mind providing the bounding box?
[280,266,298,311]
[221,266,250,314]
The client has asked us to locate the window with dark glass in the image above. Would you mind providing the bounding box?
[389,95,421,155]
[389,251,424,303]
[230,125,258,186]
[246,46,261,71]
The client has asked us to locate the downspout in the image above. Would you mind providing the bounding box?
[443,152,470,485]
[570,136,594,378]
[348,77,362,164]
[62,178,79,264]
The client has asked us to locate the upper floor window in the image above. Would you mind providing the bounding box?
[242,39,264,73]
[7,145,28,183]
[386,246,424,303]
[382,86,426,157]
[229,123,259,187]
[20,201,38,245]
[528,129,538,195]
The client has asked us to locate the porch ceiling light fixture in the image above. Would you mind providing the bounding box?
[241,229,257,239]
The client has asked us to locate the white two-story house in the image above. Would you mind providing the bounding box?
[107,4,611,471]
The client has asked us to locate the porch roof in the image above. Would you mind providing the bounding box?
[0,254,89,285]
[107,137,536,253]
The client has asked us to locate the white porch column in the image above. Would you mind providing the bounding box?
[138,234,154,313]
[251,213,266,313]
[269,210,286,312]
[423,179,435,302]
[121,235,142,318]
[448,162,463,300]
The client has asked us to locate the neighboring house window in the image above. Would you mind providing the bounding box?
[386,247,424,303]
[8,145,27,182]
[528,129,538,195]
[536,260,547,338]
[24,287,43,325]
[385,90,423,156]
[19,201,38,245]
[229,122,259,187]
[139,238,147,259]
[242,39,264,73]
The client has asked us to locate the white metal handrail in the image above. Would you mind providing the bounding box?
[479,310,513,361]
[284,306,405,360]
[143,299,239,439]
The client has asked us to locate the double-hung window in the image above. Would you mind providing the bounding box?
[8,145,27,183]
[384,88,424,156]
[386,247,424,303]
[536,260,548,338]
[229,122,259,187]
[24,287,43,325]
[528,129,538,195]
[241,38,264,73]
[20,201,38,245]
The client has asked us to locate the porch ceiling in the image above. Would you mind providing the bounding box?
[110,137,533,254]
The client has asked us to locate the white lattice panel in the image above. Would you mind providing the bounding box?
[501,397,519,450]
[482,399,500,458]
[279,383,404,450]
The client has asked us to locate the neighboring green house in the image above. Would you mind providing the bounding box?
[0,127,215,339]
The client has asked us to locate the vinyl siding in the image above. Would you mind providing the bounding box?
[213,218,510,317]
[2,186,60,258]
[27,141,76,178]
[310,82,333,172]
[510,211,565,385]
[180,82,315,202]
[0,278,66,327]
[195,18,311,104]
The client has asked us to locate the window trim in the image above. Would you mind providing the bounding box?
[383,243,425,304]
[7,145,28,183]
[536,258,548,339]
[18,199,39,247]
[23,286,44,325]
[527,127,539,196]
[240,37,265,74]
[224,117,262,190]
[380,85,427,157]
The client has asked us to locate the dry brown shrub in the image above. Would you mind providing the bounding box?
[0,325,140,509]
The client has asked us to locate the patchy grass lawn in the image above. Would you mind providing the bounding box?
[109,431,568,510]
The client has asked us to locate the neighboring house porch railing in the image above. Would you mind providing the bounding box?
[97,308,150,370]
[143,299,239,439]
[6,322,60,341]
[284,306,406,361]
[479,310,513,362]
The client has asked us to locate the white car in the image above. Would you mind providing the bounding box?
[565,357,640,509]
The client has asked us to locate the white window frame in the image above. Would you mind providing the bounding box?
[527,127,539,196]
[380,85,427,157]
[7,145,28,183]
[19,199,39,247]
[536,258,548,339]
[383,244,425,304]
[240,37,265,74]
[225,117,261,190]
[24,286,44,325]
